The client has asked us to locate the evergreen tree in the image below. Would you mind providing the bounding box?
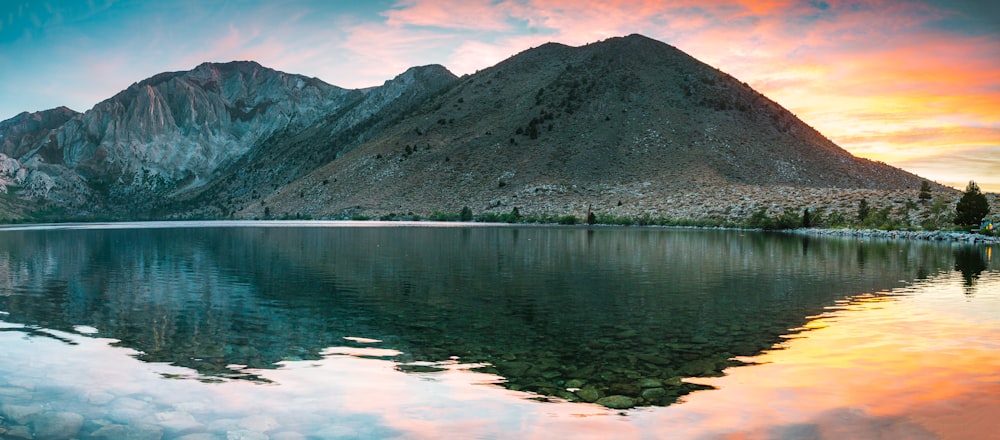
[955,180,990,227]
[802,208,812,228]
[856,199,870,223]
[459,206,473,222]
[918,180,932,201]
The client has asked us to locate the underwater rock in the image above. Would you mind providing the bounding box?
[575,386,601,403]
[4,425,32,440]
[608,382,641,396]
[31,411,84,440]
[640,387,667,401]
[681,358,718,376]
[0,404,43,424]
[155,411,204,435]
[595,395,636,409]
[639,378,664,388]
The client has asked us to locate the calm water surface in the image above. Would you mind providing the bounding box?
[0,222,997,439]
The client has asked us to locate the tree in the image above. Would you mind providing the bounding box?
[856,199,870,223]
[459,206,473,222]
[955,180,990,227]
[802,208,812,228]
[919,180,932,201]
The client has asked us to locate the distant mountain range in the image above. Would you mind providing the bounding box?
[0,34,936,222]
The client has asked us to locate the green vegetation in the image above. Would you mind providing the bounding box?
[460,206,473,221]
[955,180,990,228]
[918,180,932,201]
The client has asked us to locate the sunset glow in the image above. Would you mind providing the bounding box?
[1,1,996,190]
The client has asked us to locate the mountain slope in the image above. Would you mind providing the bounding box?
[158,64,458,218]
[0,34,945,222]
[255,34,928,220]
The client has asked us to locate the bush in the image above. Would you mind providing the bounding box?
[557,215,579,225]
[460,206,473,222]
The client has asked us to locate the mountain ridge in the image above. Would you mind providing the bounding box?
[249,34,935,221]
[0,34,961,223]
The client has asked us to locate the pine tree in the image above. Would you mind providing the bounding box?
[955,181,990,227]
[918,180,932,201]
[857,199,870,223]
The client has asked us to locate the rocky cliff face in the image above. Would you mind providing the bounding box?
[36,61,356,212]
[0,106,79,196]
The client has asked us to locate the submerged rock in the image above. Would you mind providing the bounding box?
[4,425,32,440]
[639,378,664,388]
[595,395,636,409]
[575,386,601,403]
[31,411,84,440]
[0,404,43,424]
[641,387,667,401]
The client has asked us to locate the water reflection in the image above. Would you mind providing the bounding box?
[954,246,988,294]
[0,224,989,411]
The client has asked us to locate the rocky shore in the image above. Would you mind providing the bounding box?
[786,227,1000,245]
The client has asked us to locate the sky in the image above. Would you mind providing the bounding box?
[1,0,997,191]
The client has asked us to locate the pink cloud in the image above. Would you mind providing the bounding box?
[384,0,515,31]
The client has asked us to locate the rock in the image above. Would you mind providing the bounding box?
[155,411,204,435]
[86,391,116,405]
[641,387,667,401]
[540,370,561,379]
[575,386,601,403]
[608,381,640,396]
[89,424,128,439]
[226,430,269,440]
[176,434,218,440]
[681,358,718,376]
[0,404,43,424]
[596,395,636,409]
[31,411,84,440]
[237,415,280,432]
[108,397,155,425]
[555,390,579,402]
[639,378,663,388]
[0,387,31,399]
[5,425,32,440]
[564,379,586,388]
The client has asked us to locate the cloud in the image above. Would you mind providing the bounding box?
[895,145,1000,192]
[384,0,515,31]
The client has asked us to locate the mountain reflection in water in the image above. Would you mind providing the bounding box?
[0,223,998,439]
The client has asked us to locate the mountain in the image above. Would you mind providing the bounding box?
[0,61,456,219]
[0,34,945,222]
[252,34,931,220]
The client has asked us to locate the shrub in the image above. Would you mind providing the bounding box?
[557,215,579,225]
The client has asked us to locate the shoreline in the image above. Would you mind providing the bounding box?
[783,227,999,245]
[2,218,997,245]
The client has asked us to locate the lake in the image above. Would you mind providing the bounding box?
[0,222,997,439]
